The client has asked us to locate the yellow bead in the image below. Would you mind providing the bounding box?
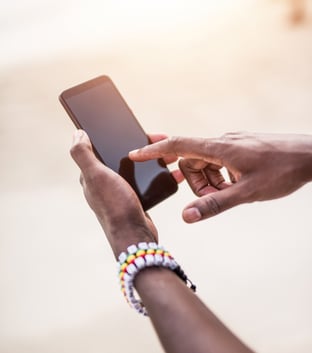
[121,263,128,271]
[127,254,136,263]
[136,249,146,257]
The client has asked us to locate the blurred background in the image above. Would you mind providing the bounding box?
[1,0,312,352]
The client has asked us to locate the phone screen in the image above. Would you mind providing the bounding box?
[59,75,177,210]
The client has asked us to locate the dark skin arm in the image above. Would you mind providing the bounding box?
[135,268,253,353]
[70,129,254,353]
[129,132,312,223]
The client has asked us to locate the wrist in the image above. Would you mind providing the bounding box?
[101,222,156,259]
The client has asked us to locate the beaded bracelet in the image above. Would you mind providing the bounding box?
[117,242,196,316]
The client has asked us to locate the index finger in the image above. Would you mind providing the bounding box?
[129,136,223,165]
[147,133,179,165]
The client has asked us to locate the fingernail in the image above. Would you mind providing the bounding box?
[183,207,202,223]
[129,149,139,156]
[72,130,84,146]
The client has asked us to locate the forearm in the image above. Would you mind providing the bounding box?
[295,134,312,183]
[135,267,254,353]
[273,134,312,197]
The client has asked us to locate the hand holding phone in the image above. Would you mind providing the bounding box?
[59,75,178,210]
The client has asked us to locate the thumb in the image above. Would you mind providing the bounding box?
[182,183,248,223]
[70,129,100,172]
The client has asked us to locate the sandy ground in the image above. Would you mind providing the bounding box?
[1,1,312,352]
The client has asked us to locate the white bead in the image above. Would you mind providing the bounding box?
[154,254,163,265]
[138,242,148,250]
[148,242,158,249]
[169,259,178,270]
[129,288,136,298]
[126,263,138,275]
[145,254,155,266]
[134,256,145,269]
[124,286,132,298]
[127,244,138,254]
[163,256,171,267]
[118,252,127,264]
[126,286,133,297]
[133,302,142,311]
[123,273,132,282]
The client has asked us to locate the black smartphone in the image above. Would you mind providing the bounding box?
[59,75,178,210]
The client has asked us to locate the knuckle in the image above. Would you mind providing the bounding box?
[84,167,104,186]
[178,158,187,171]
[220,131,247,141]
[220,132,238,141]
[202,138,213,152]
[201,195,221,217]
[70,141,87,158]
[167,136,182,156]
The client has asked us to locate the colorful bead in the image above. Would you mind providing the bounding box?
[126,254,136,264]
[120,262,128,272]
[119,272,125,280]
[136,249,146,257]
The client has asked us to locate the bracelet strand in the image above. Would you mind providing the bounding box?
[117,242,196,316]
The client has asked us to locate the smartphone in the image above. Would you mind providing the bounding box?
[59,75,178,210]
